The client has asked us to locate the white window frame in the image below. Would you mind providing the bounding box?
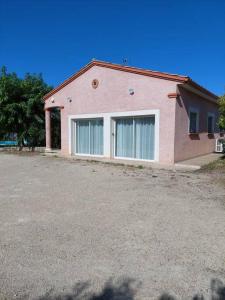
[72,118,104,158]
[207,112,215,134]
[188,107,199,134]
[68,109,160,162]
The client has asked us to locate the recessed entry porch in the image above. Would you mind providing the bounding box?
[69,110,160,163]
[45,106,62,152]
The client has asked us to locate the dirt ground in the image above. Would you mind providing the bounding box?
[0,153,225,300]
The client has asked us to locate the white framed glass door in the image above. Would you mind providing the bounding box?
[115,116,155,160]
[75,119,103,155]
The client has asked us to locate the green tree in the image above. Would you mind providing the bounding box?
[21,73,52,149]
[0,67,24,143]
[219,94,225,130]
[0,66,52,149]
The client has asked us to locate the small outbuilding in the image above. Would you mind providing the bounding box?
[44,60,220,165]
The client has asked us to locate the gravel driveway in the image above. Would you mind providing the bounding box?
[0,153,225,300]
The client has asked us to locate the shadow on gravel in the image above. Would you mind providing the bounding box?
[21,277,225,300]
[159,278,225,300]
[37,278,140,300]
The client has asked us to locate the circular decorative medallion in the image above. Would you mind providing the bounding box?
[92,79,99,89]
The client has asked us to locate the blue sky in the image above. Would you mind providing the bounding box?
[0,0,225,95]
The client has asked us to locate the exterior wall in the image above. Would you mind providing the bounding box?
[174,86,220,162]
[45,66,178,164]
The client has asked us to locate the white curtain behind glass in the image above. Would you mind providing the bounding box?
[116,118,133,158]
[76,120,89,154]
[76,119,103,155]
[90,119,103,155]
[115,116,155,160]
[135,117,155,160]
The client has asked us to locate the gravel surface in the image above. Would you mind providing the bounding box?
[0,153,225,300]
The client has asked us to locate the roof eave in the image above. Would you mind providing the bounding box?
[180,79,218,103]
[43,61,94,100]
[43,60,188,100]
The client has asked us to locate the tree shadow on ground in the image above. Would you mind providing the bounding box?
[34,277,225,300]
[159,278,225,300]
[37,278,140,300]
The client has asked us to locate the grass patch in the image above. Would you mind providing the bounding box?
[138,165,144,169]
[200,155,225,173]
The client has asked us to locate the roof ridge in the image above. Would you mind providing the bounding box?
[91,59,189,79]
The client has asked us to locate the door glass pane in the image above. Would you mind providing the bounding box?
[76,120,90,154]
[135,117,155,160]
[90,119,103,155]
[116,118,133,158]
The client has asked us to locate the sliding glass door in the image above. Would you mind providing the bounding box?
[76,119,103,155]
[90,119,103,155]
[115,116,155,160]
[76,120,89,154]
[115,118,133,158]
[134,117,155,160]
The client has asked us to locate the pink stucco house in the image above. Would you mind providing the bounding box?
[44,60,220,165]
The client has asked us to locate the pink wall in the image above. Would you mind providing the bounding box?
[45,66,178,164]
[174,87,220,162]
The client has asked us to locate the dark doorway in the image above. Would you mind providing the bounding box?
[51,108,61,149]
